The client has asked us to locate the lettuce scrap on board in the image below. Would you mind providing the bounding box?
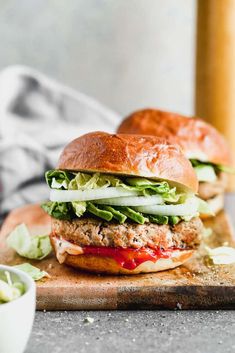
[7,224,52,260]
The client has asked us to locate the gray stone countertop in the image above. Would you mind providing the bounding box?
[26,310,235,353]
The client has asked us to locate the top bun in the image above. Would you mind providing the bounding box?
[117,109,231,166]
[58,131,198,192]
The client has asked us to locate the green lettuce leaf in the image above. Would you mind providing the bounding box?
[124,177,180,202]
[161,188,182,203]
[125,177,168,188]
[72,201,86,217]
[125,178,170,193]
[69,172,98,190]
[7,224,52,260]
[190,159,235,176]
[41,201,75,220]
[45,170,74,189]
[68,172,124,190]
[14,263,49,281]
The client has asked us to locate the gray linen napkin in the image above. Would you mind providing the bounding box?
[0,66,120,223]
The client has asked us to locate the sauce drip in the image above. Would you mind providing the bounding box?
[83,246,178,270]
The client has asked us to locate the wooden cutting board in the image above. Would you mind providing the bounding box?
[0,204,235,310]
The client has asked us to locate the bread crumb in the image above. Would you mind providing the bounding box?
[84,317,94,324]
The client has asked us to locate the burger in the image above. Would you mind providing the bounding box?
[41,132,208,274]
[117,109,233,216]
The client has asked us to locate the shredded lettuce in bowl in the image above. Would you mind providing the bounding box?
[41,170,212,225]
[0,263,49,305]
[0,270,25,304]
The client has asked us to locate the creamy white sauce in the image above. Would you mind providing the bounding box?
[53,237,83,264]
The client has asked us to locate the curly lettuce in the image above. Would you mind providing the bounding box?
[45,170,74,189]
[45,170,181,202]
[41,201,74,220]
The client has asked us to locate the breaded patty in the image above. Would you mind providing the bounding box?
[51,216,203,250]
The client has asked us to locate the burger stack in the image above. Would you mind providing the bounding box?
[41,109,232,275]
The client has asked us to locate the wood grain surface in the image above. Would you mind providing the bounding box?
[0,204,235,310]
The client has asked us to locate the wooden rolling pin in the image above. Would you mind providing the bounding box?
[196,0,235,188]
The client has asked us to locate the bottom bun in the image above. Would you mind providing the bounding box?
[64,249,194,275]
[201,193,224,219]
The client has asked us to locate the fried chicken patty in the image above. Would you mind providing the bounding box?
[198,172,227,200]
[51,217,203,250]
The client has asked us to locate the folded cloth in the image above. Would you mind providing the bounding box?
[0,66,120,223]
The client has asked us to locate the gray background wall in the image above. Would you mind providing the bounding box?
[0,0,196,116]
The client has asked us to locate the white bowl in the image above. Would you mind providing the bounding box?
[0,265,36,353]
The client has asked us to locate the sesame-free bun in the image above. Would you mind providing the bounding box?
[63,249,194,275]
[117,109,231,166]
[57,131,198,192]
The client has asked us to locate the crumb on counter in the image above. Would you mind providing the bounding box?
[84,316,94,324]
[176,303,182,310]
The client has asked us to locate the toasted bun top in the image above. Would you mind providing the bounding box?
[57,131,198,192]
[117,109,231,166]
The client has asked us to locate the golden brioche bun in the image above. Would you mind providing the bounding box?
[64,250,194,275]
[57,131,198,192]
[117,109,231,166]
